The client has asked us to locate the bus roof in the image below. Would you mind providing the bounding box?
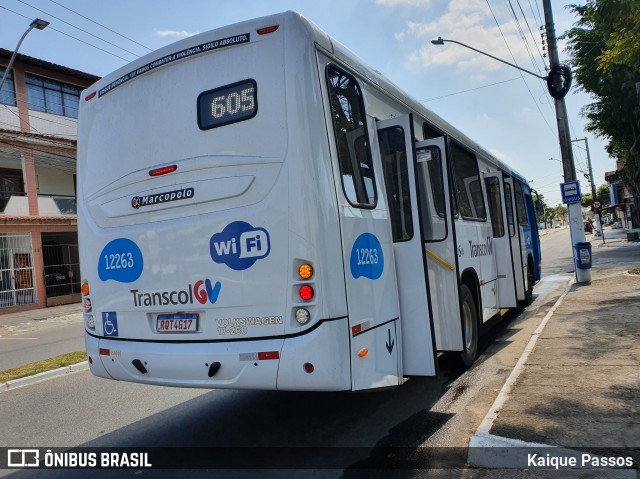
[85,10,527,181]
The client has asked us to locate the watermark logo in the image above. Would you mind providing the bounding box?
[8,449,39,468]
[210,221,270,271]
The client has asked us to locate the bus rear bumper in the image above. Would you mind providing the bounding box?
[85,317,350,391]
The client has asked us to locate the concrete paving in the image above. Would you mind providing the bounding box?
[470,226,640,474]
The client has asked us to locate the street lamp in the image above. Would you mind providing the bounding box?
[0,18,50,93]
[430,37,547,80]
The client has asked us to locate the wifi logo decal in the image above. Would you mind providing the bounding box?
[210,221,271,271]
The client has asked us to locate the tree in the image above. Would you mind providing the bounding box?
[536,194,556,227]
[564,0,640,226]
[555,204,568,224]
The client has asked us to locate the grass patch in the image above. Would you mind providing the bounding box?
[0,351,86,383]
[629,268,640,275]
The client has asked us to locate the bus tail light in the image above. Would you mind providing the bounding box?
[295,308,310,325]
[257,25,279,35]
[299,285,314,301]
[298,264,313,280]
[303,363,314,373]
[149,165,177,177]
[81,280,90,296]
[86,315,95,330]
[84,91,96,101]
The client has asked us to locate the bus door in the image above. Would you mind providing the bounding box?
[414,137,463,352]
[376,115,437,376]
[503,177,526,300]
[484,172,518,308]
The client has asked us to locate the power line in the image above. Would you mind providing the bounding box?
[48,0,153,52]
[421,77,521,102]
[484,0,557,137]
[0,139,76,160]
[516,0,547,69]
[505,0,544,77]
[0,5,131,62]
[527,0,544,31]
[17,0,139,58]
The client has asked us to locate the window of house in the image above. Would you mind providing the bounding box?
[451,142,486,220]
[25,73,81,119]
[0,67,17,106]
[326,66,376,207]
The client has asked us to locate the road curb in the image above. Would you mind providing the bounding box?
[467,277,574,467]
[0,361,88,393]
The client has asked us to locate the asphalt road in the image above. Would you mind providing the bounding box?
[0,321,84,370]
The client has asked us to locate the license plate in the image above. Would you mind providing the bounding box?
[156,314,198,333]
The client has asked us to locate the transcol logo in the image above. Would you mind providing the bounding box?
[469,236,493,258]
[210,221,271,271]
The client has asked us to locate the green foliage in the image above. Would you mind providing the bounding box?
[564,0,640,225]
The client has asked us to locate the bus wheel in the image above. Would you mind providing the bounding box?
[519,263,534,307]
[459,284,478,368]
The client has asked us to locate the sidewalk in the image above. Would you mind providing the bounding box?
[470,234,640,473]
[0,302,82,336]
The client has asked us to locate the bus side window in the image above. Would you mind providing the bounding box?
[485,177,505,238]
[378,126,414,242]
[451,142,486,221]
[504,182,516,237]
[514,182,529,226]
[416,146,446,242]
[326,66,377,208]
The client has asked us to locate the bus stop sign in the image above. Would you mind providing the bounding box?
[561,181,582,204]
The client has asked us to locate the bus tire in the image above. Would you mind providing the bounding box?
[519,262,534,307]
[458,283,478,368]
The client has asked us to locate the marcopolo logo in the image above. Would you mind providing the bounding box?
[210,221,270,271]
[131,187,194,209]
[130,279,221,307]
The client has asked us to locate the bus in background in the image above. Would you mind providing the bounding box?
[77,11,541,391]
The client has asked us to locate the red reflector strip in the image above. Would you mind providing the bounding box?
[99,348,110,356]
[85,91,96,101]
[257,351,280,360]
[351,320,371,336]
[149,165,177,177]
[257,25,279,35]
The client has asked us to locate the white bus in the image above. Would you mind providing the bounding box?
[78,11,541,392]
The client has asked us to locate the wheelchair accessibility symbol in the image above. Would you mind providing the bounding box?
[102,312,118,337]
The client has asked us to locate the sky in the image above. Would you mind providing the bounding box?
[0,0,612,206]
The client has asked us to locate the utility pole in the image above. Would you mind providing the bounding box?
[571,137,605,242]
[543,0,591,283]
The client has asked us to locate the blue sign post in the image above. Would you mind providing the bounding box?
[561,181,582,204]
